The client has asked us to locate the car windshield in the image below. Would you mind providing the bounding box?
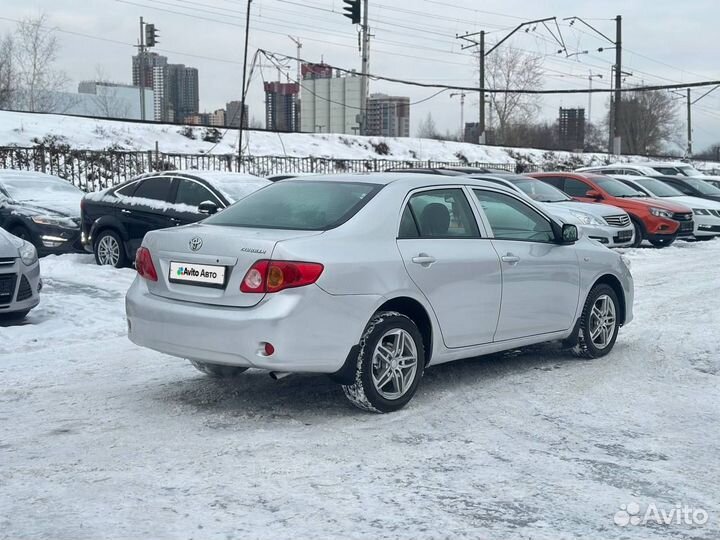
[510,178,570,202]
[683,177,720,195]
[205,180,382,230]
[2,177,82,201]
[633,178,684,197]
[594,177,647,197]
[676,165,702,177]
[651,166,682,176]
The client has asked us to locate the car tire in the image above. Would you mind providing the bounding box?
[342,311,425,413]
[573,284,621,359]
[630,219,644,248]
[93,230,127,268]
[649,236,676,248]
[189,360,249,378]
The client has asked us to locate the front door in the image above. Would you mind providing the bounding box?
[472,188,581,342]
[396,187,502,348]
[120,176,175,256]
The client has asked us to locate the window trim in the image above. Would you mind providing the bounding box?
[397,185,484,240]
[470,187,559,245]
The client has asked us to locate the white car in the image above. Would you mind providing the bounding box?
[576,162,708,178]
[126,173,634,412]
[474,174,634,247]
[612,175,720,238]
[0,227,41,320]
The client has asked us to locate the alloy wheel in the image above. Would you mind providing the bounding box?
[371,328,418,400]
[97,235,120,266]
[589,294,616,349]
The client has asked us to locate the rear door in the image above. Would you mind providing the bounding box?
[396,187,502,348]
[119,176,175,256]
[472,188,580,342]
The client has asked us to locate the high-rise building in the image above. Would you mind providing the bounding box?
[264,82,299,132]
[132,52,167,89]
[299,63,360,134]
[366,94,410,138]
[558,107,586,151]
[225,101,249,128]
[152,64,199,123]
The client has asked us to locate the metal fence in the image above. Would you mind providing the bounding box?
[0,146,519,192]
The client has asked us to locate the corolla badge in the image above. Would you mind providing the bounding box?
[189,237,203,251]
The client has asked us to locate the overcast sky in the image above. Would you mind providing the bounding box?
[2,0,720,152]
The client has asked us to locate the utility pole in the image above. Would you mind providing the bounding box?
[588,72,603,123]
[686,88,692,157]
[238,0,253,163]
[359,0,370,136]
[479,31,485,144]
[613,15,622,156]
[450,92,466,141]
[288,36,302,82]
[138,17,146,121]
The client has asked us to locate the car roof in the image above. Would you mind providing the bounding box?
[0,169,66,182]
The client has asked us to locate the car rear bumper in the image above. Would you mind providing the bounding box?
[126,277,381,373]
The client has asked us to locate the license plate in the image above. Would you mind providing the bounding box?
[169,261,226,288]
[617,230,633,240]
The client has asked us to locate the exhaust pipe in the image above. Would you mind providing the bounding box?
[269,371,291,381]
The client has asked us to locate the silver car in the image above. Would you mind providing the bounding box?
[473,174,635,247]
[0,227,41,320]
[126,174,634,413]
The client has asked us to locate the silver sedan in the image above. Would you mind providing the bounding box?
[126,174,634,413]
[0,227,41,320]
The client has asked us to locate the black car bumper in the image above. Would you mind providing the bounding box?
[31,225,83,256]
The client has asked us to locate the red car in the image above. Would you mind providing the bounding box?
[529,172,694,248]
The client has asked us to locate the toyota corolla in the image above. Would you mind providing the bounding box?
[126,174,634,413]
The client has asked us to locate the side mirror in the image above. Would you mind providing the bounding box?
[585,189,603,200]
[198,200,219,215]
[559,223,579,244]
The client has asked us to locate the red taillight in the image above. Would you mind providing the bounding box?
[240,260,324,293]
[135,247,158,282]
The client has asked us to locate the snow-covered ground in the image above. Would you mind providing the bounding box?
[1,242,719,539]
[3,110,719,171]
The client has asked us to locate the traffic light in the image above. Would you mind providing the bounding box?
[342,0,361,24]
[145,23,159,47]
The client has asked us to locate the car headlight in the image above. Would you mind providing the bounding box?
[19,241,38,266]
[31,215,78,228]
[649,207,673,219]
[568,210,603,226]
[693,208,710,215]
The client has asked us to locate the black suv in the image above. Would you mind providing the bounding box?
[0,169,83,256]
[81,170,269,267]
[652,175,720,203]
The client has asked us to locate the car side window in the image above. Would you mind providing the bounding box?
[405,188,480,238]
[132,177,172,201]
[115,181,140,197]
[563,178,592,197]
[175,178,220,208]
[666,180,693,195]
[473,190,554,243]
[536,176,563,189]
[398,205,419,238]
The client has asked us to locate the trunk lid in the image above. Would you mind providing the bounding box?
[142,223,323,307]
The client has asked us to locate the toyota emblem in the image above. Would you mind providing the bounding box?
[189,237,203,251]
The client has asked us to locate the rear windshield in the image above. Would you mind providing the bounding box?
[205,180,382,230]
[684,177,720,196]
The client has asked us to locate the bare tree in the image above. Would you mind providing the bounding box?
[0,33,14,108]
[615,90,679,155]
[483,46,543,144]
[416,112,439,139]
[12,13,69,112]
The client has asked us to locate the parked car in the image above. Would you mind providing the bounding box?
[650,175,720,204]
[611,176,720,239]
[0,170,83,256]
[704,178,720,190]
[576,162,701,177]
[81,171,271,267]
[529,172,694,248]
[126,173,634,413]
[0,227,41,320]
[473,174,635,247]
[385,166,512,176]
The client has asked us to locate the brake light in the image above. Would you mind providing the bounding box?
[240,260,324,293]
[135,247,158,282]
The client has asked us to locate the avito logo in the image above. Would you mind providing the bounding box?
[176,266,219,280]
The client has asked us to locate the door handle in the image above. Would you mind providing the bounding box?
[501,254,521,265]
[120,209,132,214]
[411,254,436,266]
